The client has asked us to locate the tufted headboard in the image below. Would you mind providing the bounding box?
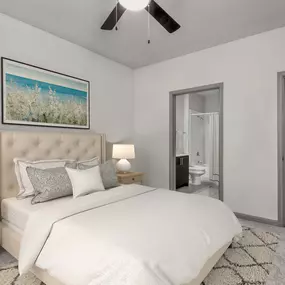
[0,131,106,200]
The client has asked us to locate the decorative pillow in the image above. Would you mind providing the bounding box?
[65,161,78,169]
[65,166,105,198]
[26,167,74,205]
[14,158,76,199]
[100,160,119,189]
[77,157,100,169]
[78,160,118,189]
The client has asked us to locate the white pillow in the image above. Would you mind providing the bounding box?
[14,158,75,199]
[65,165,105,198]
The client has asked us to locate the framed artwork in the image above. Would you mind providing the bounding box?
[1,57,90,129]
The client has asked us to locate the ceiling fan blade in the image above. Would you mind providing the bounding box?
[146,0,180,33]
[101,2,126,30]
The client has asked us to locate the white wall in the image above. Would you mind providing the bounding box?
[0,13,134,148]
[1,13,283,220]
[133,27,285,220]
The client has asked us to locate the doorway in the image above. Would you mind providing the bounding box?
[169,83,224,201]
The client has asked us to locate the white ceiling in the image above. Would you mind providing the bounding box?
[1,0,285,68]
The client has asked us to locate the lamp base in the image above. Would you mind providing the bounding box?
[116,159,131,173]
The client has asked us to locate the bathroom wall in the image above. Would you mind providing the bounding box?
[203,91,220,176]
[176,95,186,154]
[189,94,205,112]
[176,95,185,134]
[190,91,220,170]
[204,92,220,113]
[189,94,205,164]
[190,112,205,165]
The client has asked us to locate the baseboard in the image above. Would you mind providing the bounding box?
[235,212,281,227]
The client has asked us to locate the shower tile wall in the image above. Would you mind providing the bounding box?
[176,92,220,166]
[190,114,205,164]
[189,92,220,166]
[189,94,205,164]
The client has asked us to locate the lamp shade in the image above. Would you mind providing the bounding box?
[112,144,135,159]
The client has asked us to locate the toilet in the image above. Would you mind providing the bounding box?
[189,165,206,185]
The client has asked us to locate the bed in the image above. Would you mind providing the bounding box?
[0,131,242,285]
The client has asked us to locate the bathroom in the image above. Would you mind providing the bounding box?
[175,88,221,199]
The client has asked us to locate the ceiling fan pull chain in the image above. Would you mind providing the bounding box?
[115,0,118,30]
[147,3,151,44]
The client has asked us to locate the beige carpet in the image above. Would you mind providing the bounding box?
[0,227,279,285]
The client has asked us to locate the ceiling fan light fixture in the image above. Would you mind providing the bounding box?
[119,0,150,11]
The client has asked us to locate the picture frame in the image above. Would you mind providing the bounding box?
[1,57,90,129]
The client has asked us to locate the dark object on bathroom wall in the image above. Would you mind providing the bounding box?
[176,155,189,189]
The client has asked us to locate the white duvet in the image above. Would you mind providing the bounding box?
[19,185,242,285]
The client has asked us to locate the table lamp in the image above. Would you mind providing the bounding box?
[112,144,135,172]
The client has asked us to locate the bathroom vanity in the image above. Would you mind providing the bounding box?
[176,154,189,189]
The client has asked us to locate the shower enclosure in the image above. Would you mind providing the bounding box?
[189,111,220,185]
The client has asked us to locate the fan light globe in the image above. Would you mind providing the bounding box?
[119,0,150,11]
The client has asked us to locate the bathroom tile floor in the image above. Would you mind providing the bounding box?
[195,187,219,199]
[177,182,219,199]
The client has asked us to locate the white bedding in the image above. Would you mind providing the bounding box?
[1,196,72,230]
[19,185,242,285]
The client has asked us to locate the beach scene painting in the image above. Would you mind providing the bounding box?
[1,58,89,129]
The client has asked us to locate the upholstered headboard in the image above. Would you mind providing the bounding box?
[0,131,106,200]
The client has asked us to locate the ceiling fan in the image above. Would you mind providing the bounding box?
[101,0,180,34]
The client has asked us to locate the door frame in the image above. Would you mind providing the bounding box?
[277,72,285,226]
[169,83,224,201]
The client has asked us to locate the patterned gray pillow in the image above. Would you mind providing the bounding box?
[77,158,99,170]
[78,160,118,189]
[100,160,119,189]
[26,167,73,205]
[65,161,78,169]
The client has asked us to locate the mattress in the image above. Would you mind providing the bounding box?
[1,196,72,231]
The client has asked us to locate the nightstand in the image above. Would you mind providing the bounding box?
[117,172,144,185]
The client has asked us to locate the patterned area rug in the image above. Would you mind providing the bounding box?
[0,247,43,285]
[203,227,279,285]
[0,227,279,285]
